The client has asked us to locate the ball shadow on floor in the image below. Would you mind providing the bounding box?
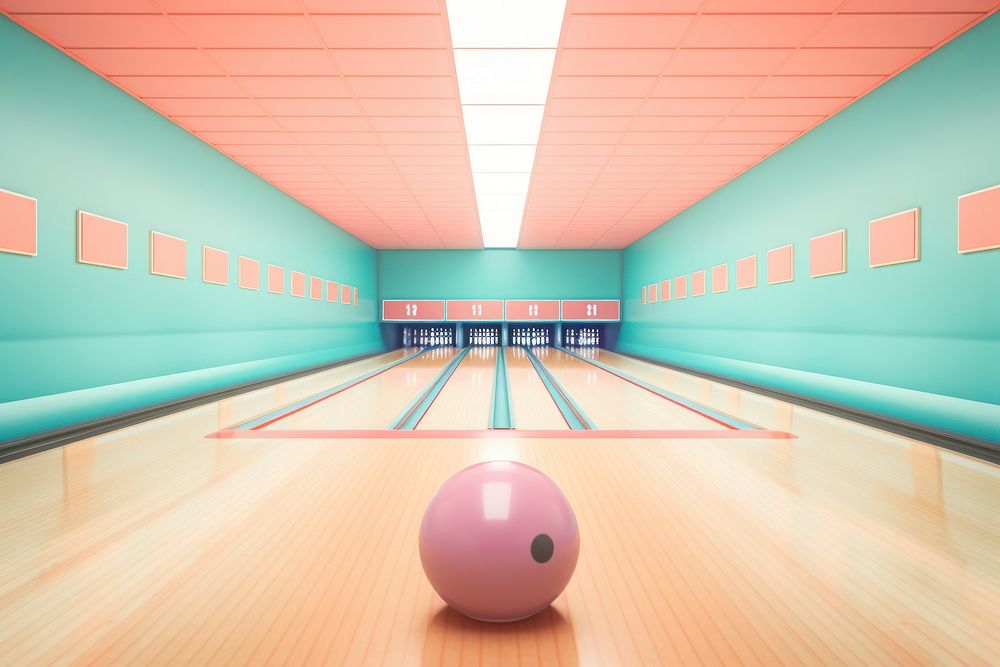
[422,603,578,666]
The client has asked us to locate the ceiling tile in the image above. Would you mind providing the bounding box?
[558,49,670,76]
[331,49,452,76]
[777,47,926,75]
[665,49,792,76]
[71,48,221,75]
[312,14,446,48]
[810,13,982,47]
[237,76,352,98]
[563,14,693,48]
[211,49,336,76]
[685,14,829,48]
[111,76,244,98]
[651,75,763,98]
[551,76,655,98]
[347,76,455,98]
[14,14,190,48]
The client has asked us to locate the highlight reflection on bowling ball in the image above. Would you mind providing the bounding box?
[419,461,580,622]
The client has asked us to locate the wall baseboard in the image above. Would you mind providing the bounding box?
[621,351,1000,466]
[0,351,383,465]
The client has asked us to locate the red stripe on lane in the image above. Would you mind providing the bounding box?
[207,429,796,440]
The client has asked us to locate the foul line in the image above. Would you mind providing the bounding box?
[207,428,797,440]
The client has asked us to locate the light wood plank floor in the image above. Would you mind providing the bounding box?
[262,347,459,430]
[418,348,496,430]
[1,350,998,665]
[536,347,724,429]
[506,347,570,430]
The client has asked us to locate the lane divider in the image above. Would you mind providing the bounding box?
[522,347,595,430]
[556,346,758,430]
[234,347,433,430]
[390,346,472,430]
[490,347,514,429]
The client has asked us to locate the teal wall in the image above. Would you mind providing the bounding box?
[620,14,1000,443]
[0,18,382,441]
[378,249,621,300]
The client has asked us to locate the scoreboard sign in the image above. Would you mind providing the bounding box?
[381,299,445,321]
[561,299,620,322]
[504,299,560,321]
[446,299,504,321]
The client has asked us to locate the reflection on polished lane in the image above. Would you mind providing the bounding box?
[260,347,460,430]
[505,347,570,430]
[0,349,998,664]
[536,347,725,429]
[416,347,496,430]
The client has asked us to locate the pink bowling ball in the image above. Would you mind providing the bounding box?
[419,461,580,622]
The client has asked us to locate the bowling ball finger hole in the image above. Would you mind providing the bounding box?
[530,533,554,564]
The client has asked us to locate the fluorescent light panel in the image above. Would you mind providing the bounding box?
[461,105,545,145]
[453,50,556,104]
[447,0,566,247]
[468,145,536,172]
[447,0,567,48]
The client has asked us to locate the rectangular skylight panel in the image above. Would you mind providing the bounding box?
[446,0,567,49]
[468,145,537,173]
[479,211,522,247]
[472,172,533,194]
[453,49,557,105]
[462,105,545,144]
[475,193,528,212]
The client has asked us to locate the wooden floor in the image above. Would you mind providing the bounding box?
[1,349,999,665]
[418,348,496,430]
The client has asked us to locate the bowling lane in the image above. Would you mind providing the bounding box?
[506,347,570,429]
[535,347,725,429]
[261,347,461,430]
[568,348,774,429]
[417,347,496,429]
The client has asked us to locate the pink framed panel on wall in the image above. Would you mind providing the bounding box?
[958,183,1000,253]
[711,264,728,293]
[446,300,504,321]
[150,231,187,279]
[691,269,706,296]
[238,256,260,290]
[382,299,445,321]
[641,286,646,304]
[326,280,338,302]
[505,300,560,321]
[77,210,128,269]
[561,300,621,321]
[810,229,846,277]
[660,279,671,301]
[340,283,352,304]
[310,276,323,300]
[353,287,358,306]
[648,282,658,303]
[202,246,229,285]
[736,255,757,289]
[267,264,284,294]
[290,270,305,297]
[766,244,794,285]
[0,188,37,256]
[870,208,920,267]
[674,275,687,299]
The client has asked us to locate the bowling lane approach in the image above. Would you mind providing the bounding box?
[417,347,496,429]
[505,347,570,429]
[535,347,727,429]
[260,347,461,430]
